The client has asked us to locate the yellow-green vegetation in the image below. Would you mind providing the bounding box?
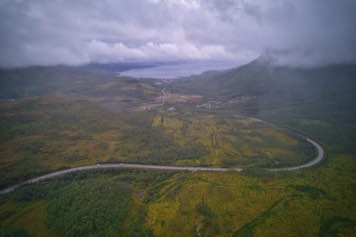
[0,97,126,188]
[0,153,355,237]
[1,64,355,237]
[0,201,58,237]
[0,169,173,237]
[145,153,356,236]
[0,97,206,189]
[1,96,316,189]
[153,114,315,168]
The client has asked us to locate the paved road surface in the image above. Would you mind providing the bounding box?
[268,138,324,171]
[0,165,242,195]
[0,120,324,195]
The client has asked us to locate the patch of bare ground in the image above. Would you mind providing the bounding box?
[130,93,202,111]
[155,93,202,103]
[228,95,256,104]
[128,103,162,111]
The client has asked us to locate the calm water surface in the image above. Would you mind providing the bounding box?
[120,61,241,79]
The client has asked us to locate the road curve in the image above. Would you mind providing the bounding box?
[0,119,324,195]
[0,165,242,195]
[268,138,324,171]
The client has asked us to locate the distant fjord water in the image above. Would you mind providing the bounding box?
[119,61,241,79]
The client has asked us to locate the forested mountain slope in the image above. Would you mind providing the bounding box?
[174,60,356,153]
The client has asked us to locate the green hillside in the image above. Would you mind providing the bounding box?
[0,60,355,236]
[173,60,356,153]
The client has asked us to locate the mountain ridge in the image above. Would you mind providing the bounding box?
[173,59,356,153]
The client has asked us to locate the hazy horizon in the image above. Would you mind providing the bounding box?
[1,0,355,68]
[119,60,241,79]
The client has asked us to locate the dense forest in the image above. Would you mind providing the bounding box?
[0,60,355,236]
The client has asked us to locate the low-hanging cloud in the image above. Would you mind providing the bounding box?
[85,39,235,62]
[0,0,355,67]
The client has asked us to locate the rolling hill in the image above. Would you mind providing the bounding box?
[173,58,356,153]
[0,59,355,237]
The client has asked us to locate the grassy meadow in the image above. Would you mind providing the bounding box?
[0,152,355,236]
[0,64,355,236]
[0,93,315,189]
[152,114,315,168]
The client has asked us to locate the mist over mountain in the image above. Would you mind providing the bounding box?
[0,0,355,68]
[172,58,356,153]
[1,2,356,236]
[1,57,355,155]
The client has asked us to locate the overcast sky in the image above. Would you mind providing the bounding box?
[0,0,355,68]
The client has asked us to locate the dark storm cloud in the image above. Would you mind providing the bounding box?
[0,0,355,67]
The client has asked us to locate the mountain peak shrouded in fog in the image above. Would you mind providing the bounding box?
[0,0,355,68]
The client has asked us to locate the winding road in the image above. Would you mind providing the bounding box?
[268,138,324,171]
[0,119,324,195]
